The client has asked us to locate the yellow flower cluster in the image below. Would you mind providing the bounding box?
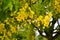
[16,12,28,21]
[10,25,16,33]
[37,22,40,27]
[16,3,35,22]
[36,12,52,27]
[0,22,17,40]
[7,31,11,37]
[4,18,10,24]
[42,12,52,27]
[4,18,15,25]
[37,15,43,22]
[0,23,4,32]
[54,0,60,13]
[0,23,10,40]
[0,18,18,39]
[36,15,43,27]
[16,3,28,22]
[28,7,35,19]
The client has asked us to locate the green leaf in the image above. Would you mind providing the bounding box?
[13,0,19,11]
[2,0,12,11]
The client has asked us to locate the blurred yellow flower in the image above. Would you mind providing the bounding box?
[32,20,34,23]
[25,3,29,9]
[0,23,5,32]
[7,31,11,37]
[16,12,28,21]
[28,7,35,19]
[48,12,52,17]
[16,3,29,22]
[42,13,51,27]
[54,0,60,13]
[32,36,35,40]
[55,0,59,5]
[10,26,16,33]
[4,18,10,24]
[37,22,40,27]
[37,15,43,21]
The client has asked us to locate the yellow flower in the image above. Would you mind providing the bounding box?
[29,7,35,15]
[32,36,35,40]
[44,23,49,27]
[25,3,29,9]
[42,15,50,27]
[54,0,60,13]
[32,20,34,23]
[7,31,11,37]
[11,18,15,23]
[0,23,4,32]
[16,14,24,21]
[37,15,43,21]
[4,36,10,40]
[10,25,16,33]
[4,18,10,24]
[30,10,35,15]
[28,7,35,19]
[29,14,34,19]
[20,3,29,12]
[48,12,52,17]
[43,21,49,27]
[45,16,50,21]
[3,29,6,35]
[16,12,28,21]
[55,0,59,5]
[16,5,28,21]
[10,12,15,17]
[37,22,40,27]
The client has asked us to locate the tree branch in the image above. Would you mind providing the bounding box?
[31,23,47,38]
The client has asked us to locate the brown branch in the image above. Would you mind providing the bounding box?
[31,23,47,38]
[35,27,46,37]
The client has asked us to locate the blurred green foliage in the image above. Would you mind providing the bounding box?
[0,0,60,40]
